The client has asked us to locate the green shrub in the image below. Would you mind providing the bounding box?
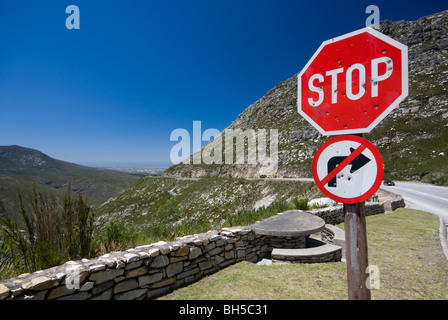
[293,197,309,210]
[225,199,290,228]
[0,185,95,274]
[100,217,139,249]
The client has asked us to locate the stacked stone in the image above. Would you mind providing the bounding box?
[321,227,335,243]
[309,202,387,225]
[223,228,268,263]
[0,226,268,300]
[263,235,307,251]
[311,206,345,225]
[271,245,343,264]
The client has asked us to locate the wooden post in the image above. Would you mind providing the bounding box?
[344,201,371,300]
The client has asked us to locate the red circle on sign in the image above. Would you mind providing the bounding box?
[312,135,384,204]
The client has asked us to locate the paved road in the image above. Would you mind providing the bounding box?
[381,181,448,220]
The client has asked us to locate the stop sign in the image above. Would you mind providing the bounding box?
[298,27,408,135]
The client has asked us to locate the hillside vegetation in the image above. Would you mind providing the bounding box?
[95,177,323,236]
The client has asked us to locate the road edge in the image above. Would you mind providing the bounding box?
[439,217,448,260]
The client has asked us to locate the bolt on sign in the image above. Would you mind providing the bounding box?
[297,27,408,135]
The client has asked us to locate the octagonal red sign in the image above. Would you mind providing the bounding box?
[298,27,408,135]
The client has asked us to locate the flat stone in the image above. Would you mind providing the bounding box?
[175,245,190,257]
[57,291,92,300]
[138,273,163,287]
[135,245,152,249]
[166,262,184,278]
[91,289,112,300]
[22,276,58,291]
[271,243,342,262]
[18,273,30,278]
[0,284,10,300]
[146,286,170,299]
[150,255,169,268]
[114,288,147,300]
[225,251,235,259]
[252,210,325,237]
[193,239,203,246]
[80,281,94,292]
[220,230,234,237]
[151,241,168,247]
[176,267,200,280]
[125,266,148,278]
[125,261,143,270]
[137,251,150,259]
[147,248,160,257]
[114,279,138,294]
[124,253,139,263]
[62,269,90,288]
[147,277,175,289]
[209,234,222,241]
[48,286,76,300]
[89,264,106,272]
[89,269,124,284]
[116,260,126,269]
[199,260,214,271]
[169,256,188,263]
[91,280,114,295]
[204,242,216,252]
[159,246,171,255]
[10,287,23,297]
[188,247,202,260]
[208,247,223,256]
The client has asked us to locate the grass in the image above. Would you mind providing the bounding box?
[160,208,448,300]
[364,209,448,299]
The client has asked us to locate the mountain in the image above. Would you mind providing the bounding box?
[0,145,138,213]
[163,10,448,186]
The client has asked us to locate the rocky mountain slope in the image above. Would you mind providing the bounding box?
[163,10,448,185]
[0,145,138,213]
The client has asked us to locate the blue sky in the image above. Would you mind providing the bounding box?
[0,0,446,166]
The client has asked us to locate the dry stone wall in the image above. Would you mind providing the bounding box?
[0,226,267,300]
[0,195,405,300]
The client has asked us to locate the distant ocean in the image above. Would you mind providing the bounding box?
[77,162,171,168]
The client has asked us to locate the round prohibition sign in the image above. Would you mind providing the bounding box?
[312,135,384,204]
